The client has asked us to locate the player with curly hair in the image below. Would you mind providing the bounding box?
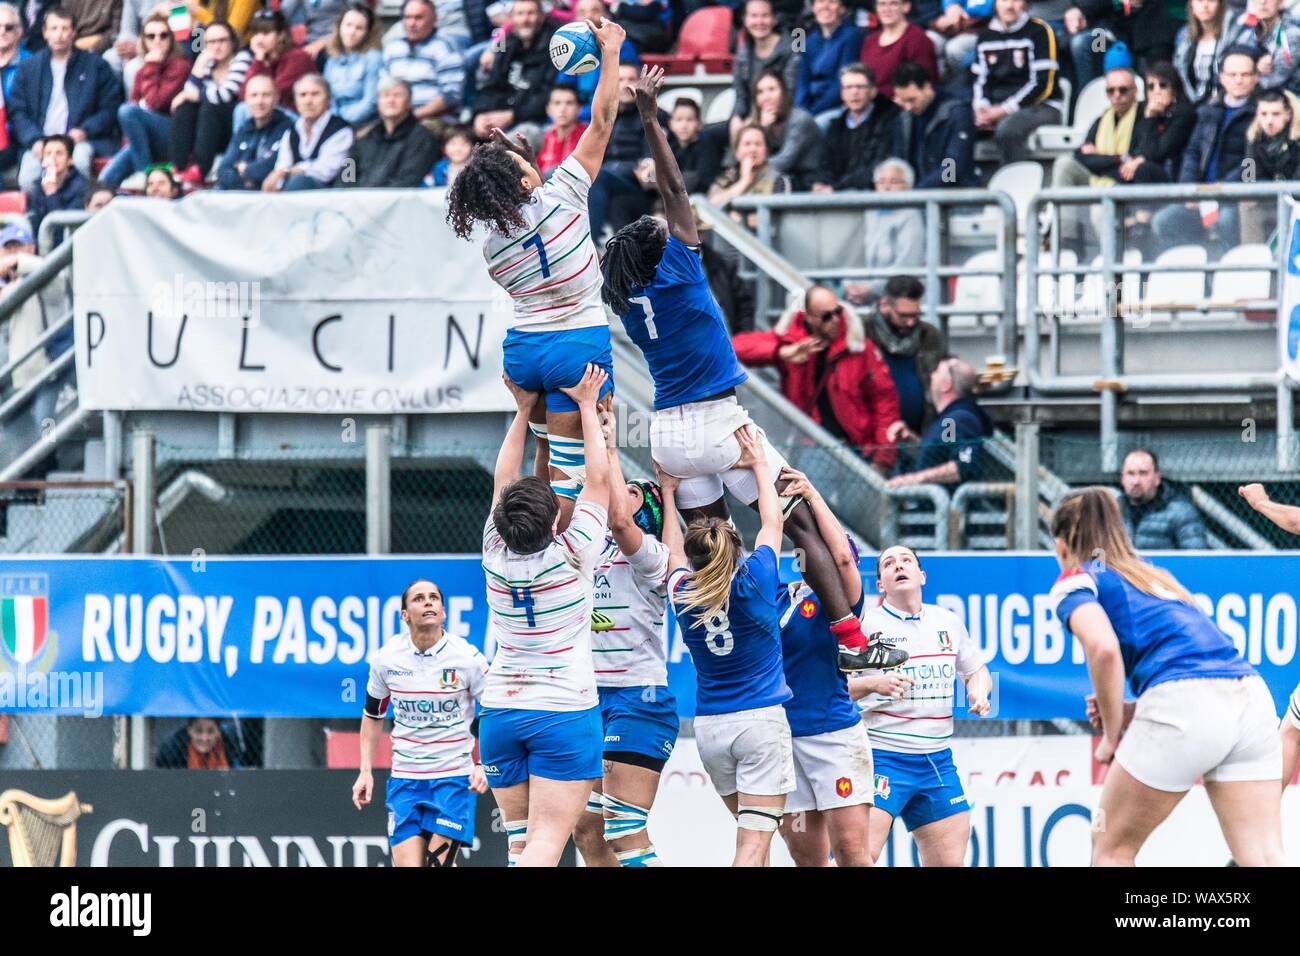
[446,16,626,531]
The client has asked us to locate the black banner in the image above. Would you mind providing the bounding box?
[0,770,575,867]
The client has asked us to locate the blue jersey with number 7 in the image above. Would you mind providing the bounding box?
[618,235,748,410]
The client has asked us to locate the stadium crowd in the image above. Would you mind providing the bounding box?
[1,0,1287,490]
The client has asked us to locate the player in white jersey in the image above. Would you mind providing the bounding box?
[352,579,489,867]
[572,443,678,867]
[853,545,992,866]
[479,364,610,866]
[446,16,626,527]
[1238,483,1300,790]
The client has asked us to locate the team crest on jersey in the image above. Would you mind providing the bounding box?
[835,777,853,798]
[937,630,953,651]
[799,599,817,619]
[874,774,890,799]
[438,669,459,689]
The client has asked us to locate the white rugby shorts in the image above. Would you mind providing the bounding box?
[1116,676,1282,792]
[694,703,795,797]
[650,396,791,510]
[786,721,874,814]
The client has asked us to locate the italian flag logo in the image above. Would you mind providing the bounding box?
[1,595,48,664]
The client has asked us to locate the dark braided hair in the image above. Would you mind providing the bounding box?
[445,143,532,240]
[600,216,668,315]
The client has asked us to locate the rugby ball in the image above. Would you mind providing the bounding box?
[550,21,600,75]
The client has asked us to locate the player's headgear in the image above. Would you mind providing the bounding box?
[628,479,664,540]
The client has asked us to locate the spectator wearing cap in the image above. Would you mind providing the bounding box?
[890,61,976,187]
[282,0,355,57]
[26,132,87,238]
[859,0,936,101]
[536,83,585,178]
[341,75,440,187]
[863,275,944,436]
[99,13,190,187]
[322,3,384,127]
[469,0,555,140]
[264,73,353,191]
[811,64,897,193]
[795,0,864,119]
[0,221,36,286]
[244,10,316,110]
[8,6,123,192]
[382,0,465,139]
[841,158,923,308]
[729,0,800,141]
[743,67,823,191]
[971,0,1061,165]
[886,357,993,488]
[167,20,252,182]
[0,2,31,172]
[1119,449,1209,549]
[732,284,903,471]
[215,72,293,190]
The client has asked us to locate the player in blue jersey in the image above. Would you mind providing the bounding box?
[659,426,793,867]
[1050,488,1285,867]
[446,17,625,527]
[1238,482,1300,791]
[773,467,874,867]
[599,67,906,676]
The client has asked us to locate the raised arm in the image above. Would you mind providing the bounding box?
[736,426,782,554]
[606,442,644,558]
[569,17,628,182]
[654,463,689,572]
[632,65,697,245]
[558,363,611,512]
[778,465,860,605]
[1239,483,1300,536]
[492,374,542,505]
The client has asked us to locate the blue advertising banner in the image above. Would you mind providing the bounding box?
[0,553,1296,720]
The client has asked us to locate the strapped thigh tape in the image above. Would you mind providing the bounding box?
[548,434,586,500]
[428,839,462,867]
[585,791,607,815]
[528,421,549,441]
[602,793,651,843]
[505,818,528,866]
[614,845,662,867]
[736,804,784,832]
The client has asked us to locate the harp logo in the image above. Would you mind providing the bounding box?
[0,789,92,868]
[0,574,54,669]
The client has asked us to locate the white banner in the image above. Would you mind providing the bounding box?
[72,191,516,414]
[642,739,1300,866]
[1280,198,1300,384]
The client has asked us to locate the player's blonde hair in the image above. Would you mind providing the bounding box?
[676,517,743,625]
[1050,487,1194,604]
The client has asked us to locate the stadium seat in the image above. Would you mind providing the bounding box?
[659,86,703,114]
[1211,243,1274,317]
[0,190,27,213]
[1076,250,1143,319]
[949,162,1042,243]
[643,6,734,75]
[1035,248,1078,320]
[704,86,736,124]
[952,249,1004,327]
[1144,245,1207,315]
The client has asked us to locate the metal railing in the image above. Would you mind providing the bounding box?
[724,189,1020,363]
[1026,183,1299,473]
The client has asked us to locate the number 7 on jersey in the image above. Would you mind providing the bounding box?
[630,295,658,340]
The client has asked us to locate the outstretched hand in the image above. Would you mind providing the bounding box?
[490,126,536,167]
[587,16,627,54]
[634,64,666,115]
[734,425,768,470]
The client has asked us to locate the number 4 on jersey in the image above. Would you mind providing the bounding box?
[511,587,536,627]
[630,295,658,340]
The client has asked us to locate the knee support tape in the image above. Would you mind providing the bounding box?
[736,804,784,833]
[602,793,651,843]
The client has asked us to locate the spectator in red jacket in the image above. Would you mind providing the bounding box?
[243,10,315,109]
[731,284,904,470]
[101,14,192,187]
[537,84,586,178]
